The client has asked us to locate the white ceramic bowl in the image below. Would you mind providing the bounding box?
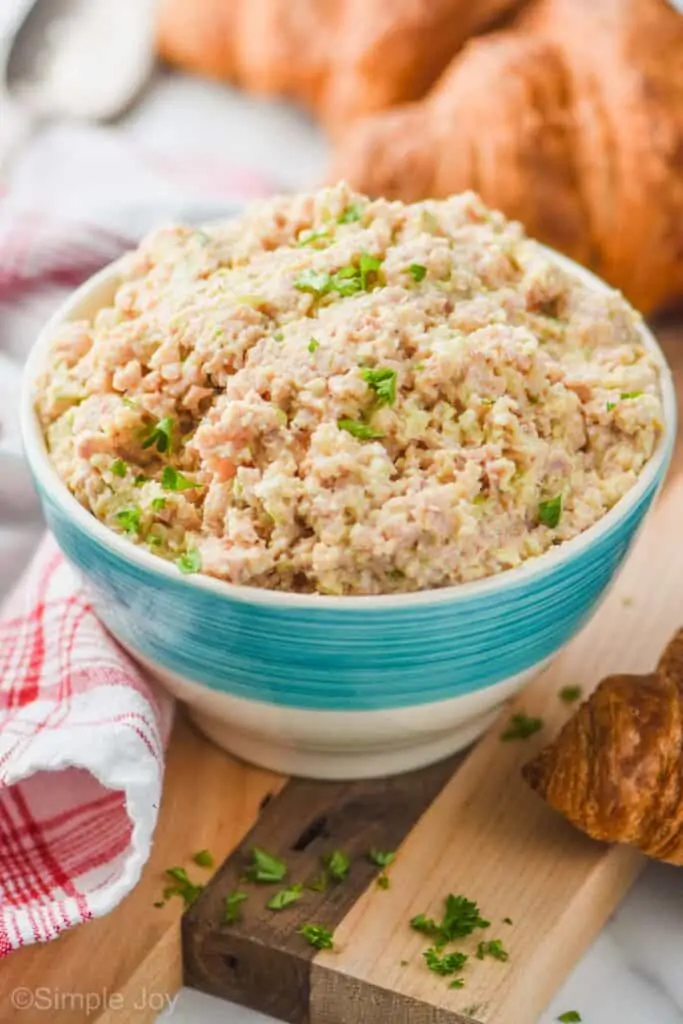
[20,252,677,779]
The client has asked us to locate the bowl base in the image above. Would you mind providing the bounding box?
[123,646,541,781]
[187,705,499,780]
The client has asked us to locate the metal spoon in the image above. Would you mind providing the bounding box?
[0,0,156,174]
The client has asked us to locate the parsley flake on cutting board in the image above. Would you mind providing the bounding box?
[500,712,543,741]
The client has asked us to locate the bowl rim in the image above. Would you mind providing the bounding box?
[20,243,677,611]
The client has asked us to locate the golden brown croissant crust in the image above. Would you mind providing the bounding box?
[523,627,683,866]
[332,0,683,314]
[157,0,683,313]
[156,0,525,129]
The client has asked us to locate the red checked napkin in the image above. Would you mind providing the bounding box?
[0,125,271,955]
[0,538,172,956]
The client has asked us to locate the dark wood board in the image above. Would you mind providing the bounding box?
[183,756,461,1022]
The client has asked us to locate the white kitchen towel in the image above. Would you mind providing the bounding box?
[0,535,174,955]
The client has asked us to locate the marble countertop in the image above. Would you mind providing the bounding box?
[2,56,681,1024]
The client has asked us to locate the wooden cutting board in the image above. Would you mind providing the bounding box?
[1,320,681,1024]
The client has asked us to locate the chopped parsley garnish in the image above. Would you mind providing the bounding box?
[368,849,396,868]
[607,390,643,411]
[134,474,148,487]
[359,252,381,289]
[557,1013,582,1023]
[538,494,562,528]
[192,849,214,869]
[503,917,513,925]
[441,894,490,942]
[294,269,332,295]
[163,866,204,907]
[559,685,582,704]
[409,263,427,282]
[162,466,200,491]
[298,923,334,950]
[141,416,174,454]
[152,497,167,513]
[376,873,390,889]
[423,948,468,976]
[449,979,466,990]
[176,550,202,575]
[153,900,165,908]
[273,330,284,342]
[245,847,287,884]
[338,204,363,224]
[164,866,191,885]
[323,850,350,883]
[294,253,382,300]
[115,507,142,535]
[122,397,138,409]
[338,418,384,440]
[266,883,304,911]
[361,367,397,407]
[331,265,363,296]
[307,873,328,893]
[475,939,509,962]
[224,890,248,924]
[410,913,439,937]
[500,712,543,741]
[297,227,331,248]
[111,458,127,477]
[308,337,320,353]
[411,894,490,948]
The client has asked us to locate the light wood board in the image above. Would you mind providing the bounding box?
[183,323,683,1024]
[312,321,683,1022]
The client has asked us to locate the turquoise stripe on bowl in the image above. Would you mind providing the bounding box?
[38,466,663,711]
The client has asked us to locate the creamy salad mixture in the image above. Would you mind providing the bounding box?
[36,184,663,595]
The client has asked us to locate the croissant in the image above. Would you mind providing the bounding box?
[522,628,683,866]
[157,0,683,313]
[156,0,525,129]
[331,0,683,313]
